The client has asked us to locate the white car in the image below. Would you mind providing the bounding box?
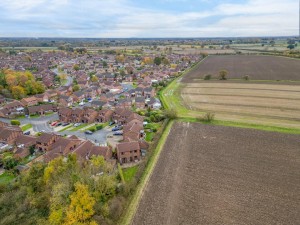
[79,102,85,106]
[74,123,81,127]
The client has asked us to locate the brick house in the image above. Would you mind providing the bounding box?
[14,135,37,158]
[95,109,113,123]
[135,97,145,109]
[58,107,72,122]
[43,136,82,163]
[27,104,57,116]
[0,126,23,144]
[0,101,25,118]
[118,98,132,109]
[21,96,38,107]
[116,141,141,164]
[36,133,59,152]
[81,108,98,123]
[72,140,112,161]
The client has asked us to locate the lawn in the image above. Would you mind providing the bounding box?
[145,132,154,142]
[57,124,73,132]
[69,123,89,131]
[21,124,33,131]
[123,166,138,182]
[0,172,15,185]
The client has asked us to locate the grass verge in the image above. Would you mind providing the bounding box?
[120,120,173,225]
[21,124,32,131]
[69,124,89,131]
[118,163,125,183]
[178,118,300,135]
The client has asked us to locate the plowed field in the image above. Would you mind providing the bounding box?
[132,122,300,225]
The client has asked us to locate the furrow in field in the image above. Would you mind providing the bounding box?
[185,83,300,91]
[182,89,300,100]
[188,102,300,121]
[183,94,300,111]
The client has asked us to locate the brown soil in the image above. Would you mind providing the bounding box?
[132,122,300,225]
[182,55,300,82]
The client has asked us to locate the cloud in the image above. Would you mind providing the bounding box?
[0,0,298,37]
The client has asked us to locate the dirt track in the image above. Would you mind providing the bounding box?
[132,122,300,225]
[182,55,300,82]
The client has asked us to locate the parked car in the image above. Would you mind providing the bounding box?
[74,123,81,127]
[51,121,58,126]
[112,127,120,131]
[84,130,93,135]
[113,131,123,135]
[109,121,115,126]
[62,122,70,126]
[79,102,85,106]
[23,131,30,135]
[56,122,62,127]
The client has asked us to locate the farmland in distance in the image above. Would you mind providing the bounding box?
[132,122,300,225]
[177,55,300,130]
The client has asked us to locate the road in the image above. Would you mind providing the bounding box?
[0,113,110,144]
[0,113,58,132]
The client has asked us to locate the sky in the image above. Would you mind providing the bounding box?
[0,0,298,38]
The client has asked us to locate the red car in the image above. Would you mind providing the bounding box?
[51,121,58,126]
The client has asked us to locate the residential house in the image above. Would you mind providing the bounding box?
[58,95,74,107]
[116,141,141,164]
[0,126,23,145]
[20,96,38,107]
[72,91,85,102]
[144,87,155,99]
[27,104,57,116]
[43,136,82,162]
[0,101,25,118]
[95,109,113,123]
[14,135,37,158]
[72,140,112,161]
[81,108,98,124]
[135,97,145,109]
[58,107,72,123]
[118,98,132,109]
[36,133,59,152]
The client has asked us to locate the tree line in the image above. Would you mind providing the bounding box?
[0,70,45,99]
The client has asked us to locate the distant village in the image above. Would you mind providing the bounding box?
[0,49,200,172]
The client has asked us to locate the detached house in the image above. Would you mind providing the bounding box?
[43,136,82,163]
[36,133,59,152]
[116,141,141,164]
[21,96,38,107]
[14,135,37,158]
[0,126,23,145]
[72,140,112,161]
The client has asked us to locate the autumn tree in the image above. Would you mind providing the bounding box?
[73,64,80,71]
[219,70,228,80]
[12,85,26,99]
[65,182,96,225]
[91,75,98,83]
[73,84,80,92]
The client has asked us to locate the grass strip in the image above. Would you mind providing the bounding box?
[178,117,300,135]
[118,163,125,184]
[21,124,32,131]
[120,120,173,225]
